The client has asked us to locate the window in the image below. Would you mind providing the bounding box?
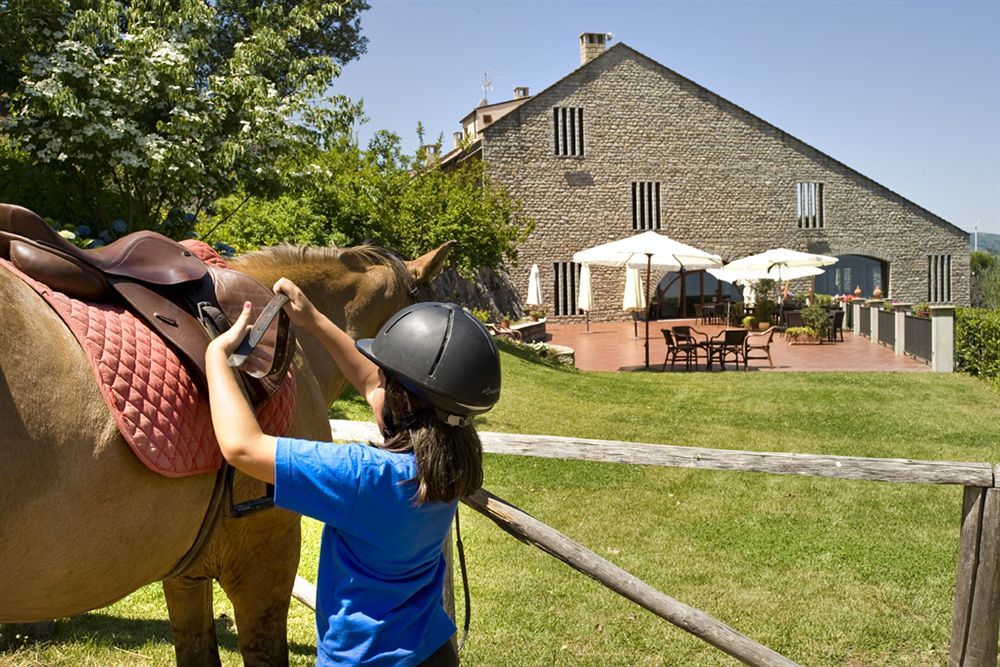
[552,261,582,315]
[928,254,951,303]
[796,182,824,228]
[631,181,660,230]
[814,254,887,297]
[553,107,584,156]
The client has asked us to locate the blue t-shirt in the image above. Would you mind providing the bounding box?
[274,437,457,666]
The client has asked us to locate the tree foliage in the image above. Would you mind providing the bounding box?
[0,0,369,236]
[200,132,534,275]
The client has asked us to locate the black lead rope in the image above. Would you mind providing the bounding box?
[454,505,472,653]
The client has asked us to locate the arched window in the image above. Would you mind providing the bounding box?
[814,255,889,297]
[655,270,742,318]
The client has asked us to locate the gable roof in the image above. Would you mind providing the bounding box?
[481,42,966,239]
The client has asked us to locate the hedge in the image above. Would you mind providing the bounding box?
[956,307,1000,381]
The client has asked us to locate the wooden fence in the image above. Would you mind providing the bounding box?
[329,420,999,666]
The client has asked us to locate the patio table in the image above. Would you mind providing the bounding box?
[700,328,749,370]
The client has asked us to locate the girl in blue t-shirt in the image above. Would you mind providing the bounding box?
[204,278,502,666]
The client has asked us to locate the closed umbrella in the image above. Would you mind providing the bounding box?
[622,266,645,311]
[572,231,722,369]
[526,264,543,311]
[577,263,593,332]
[622,267,645,339]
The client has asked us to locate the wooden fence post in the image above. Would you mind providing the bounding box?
[950,486,1000,666]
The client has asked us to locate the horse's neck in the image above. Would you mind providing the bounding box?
[232,255,390,408]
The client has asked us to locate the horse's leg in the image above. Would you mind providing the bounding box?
[163,576,222,667]
[216,503,301,667]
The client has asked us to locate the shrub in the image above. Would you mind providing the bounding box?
[754,298,775,326]
[785,326,819,342]
[814,293,833,308]
[801,303,830,338]
[741,315,757,329]
[956,307,1000,381]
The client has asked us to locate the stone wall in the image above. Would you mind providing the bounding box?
[481,44,969,321]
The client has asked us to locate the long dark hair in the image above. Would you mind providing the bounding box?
[379,376,484,504]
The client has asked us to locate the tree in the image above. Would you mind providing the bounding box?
[200,131,534,275]
[0,0,369,237]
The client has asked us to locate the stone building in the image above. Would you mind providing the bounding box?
[440,33,969,321]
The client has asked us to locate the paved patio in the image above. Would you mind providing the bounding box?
[544,319,932,373]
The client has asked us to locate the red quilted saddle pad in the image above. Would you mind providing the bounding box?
[1,246,296,477]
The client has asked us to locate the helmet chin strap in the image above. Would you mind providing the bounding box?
[435,409,474,427]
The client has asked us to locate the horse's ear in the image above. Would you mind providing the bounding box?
[407,240,454,285]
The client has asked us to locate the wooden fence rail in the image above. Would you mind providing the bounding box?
[328,420,1000,666]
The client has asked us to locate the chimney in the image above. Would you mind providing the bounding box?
[579,32,612,65]
[514,86,529,99]
[453,131,463,148]
[419,144,439,166]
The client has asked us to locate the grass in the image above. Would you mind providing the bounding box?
[3,350,999,666]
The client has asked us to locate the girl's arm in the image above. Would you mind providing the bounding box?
[205,302,277,483]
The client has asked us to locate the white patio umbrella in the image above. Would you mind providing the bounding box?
[622,266,645,339]
[572,231,722,369]
[722,248,837,283]
[707,264,826,285]
[622,266,645,310]
[526,264,543,310]
[721,248,838,322]
[577,263,593,332]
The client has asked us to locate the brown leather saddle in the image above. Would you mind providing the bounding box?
[0,203,295,406]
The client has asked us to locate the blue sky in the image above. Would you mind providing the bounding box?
[333,0,1000,237]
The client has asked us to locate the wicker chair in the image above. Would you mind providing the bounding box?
[743,327,775,370]
[661,329,699,371]
[706,328,748,370]
[829,310,845,342]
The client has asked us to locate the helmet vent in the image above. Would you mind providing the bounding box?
[427,308,454,377]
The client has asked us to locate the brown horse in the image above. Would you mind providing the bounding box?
[0,240,452,665]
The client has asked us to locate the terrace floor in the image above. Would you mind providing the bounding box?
[544,319,932,373]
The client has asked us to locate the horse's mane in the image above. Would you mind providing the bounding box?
[235,244,414,290]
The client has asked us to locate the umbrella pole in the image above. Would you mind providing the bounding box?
[644,255,651,370]
[585,310,590,333]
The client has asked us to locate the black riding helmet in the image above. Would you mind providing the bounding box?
[356,302,501,426]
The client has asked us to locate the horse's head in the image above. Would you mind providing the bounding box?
[230,240,454,406]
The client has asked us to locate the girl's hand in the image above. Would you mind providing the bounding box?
[207,301,254,358]
[273,277,319,329]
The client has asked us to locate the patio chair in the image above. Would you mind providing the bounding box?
[829,310,845,342]
[743,327,775,370]
[661,328,699,371]
[694,303,705,324]
[706,328,748,370]
[672,325,709,365]
[782,310,804,338]
[487,322,522,342]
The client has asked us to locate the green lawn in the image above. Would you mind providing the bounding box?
[3,349,999,666]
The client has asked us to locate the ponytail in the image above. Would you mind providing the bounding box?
[379,377,484,503]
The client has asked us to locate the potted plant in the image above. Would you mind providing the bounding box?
[741,315,757,330]
[753,298,775,329]
[786,326,821,344]
[801,303,830,341]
